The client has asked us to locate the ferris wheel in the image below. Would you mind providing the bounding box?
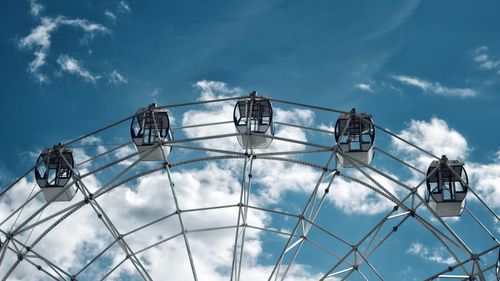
[0,93,498,281]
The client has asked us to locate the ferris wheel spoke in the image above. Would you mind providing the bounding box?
[13,200,85,236]
[164,165,199,281]
[284,171,339,280]
[337,149,412,192]
[2,96,497,280]
[0,165,36,198]
[91,144,160,196]
[320,196,410,280]
[165,132,243,145]
[338,267,356,280]
[273,121,335,135]
[230,154,250,281]
[158,95,247,110]
[22,255,62,281]
[3,238,72,280]
[63,115,135,147]
[473,259,487,281]
[0,238,11,269]
[254,148,332,157]
[98,256,127,281]
[171,120,234,131]
[463,207,499,243]
[236,156,257,281]
[339,150,474,259]
[412,214,469,275]
[246,201,353,249]
[357,247,385,280]
[170,155,245,169]
[363,212,412,261]
[466,186,500,221]
[87,197,153,281]
[66,161,153,281]
[168,143,246,156]
[256,156,336,172]
[371,122,440,160]
[279,238,305,281]
[74,238,119,277]
[413,192,473,255]
[324,266,354,279]
[305,237,346,263]
[265,134,333,150]
[94,166,164,199]
[79,147,142,179]
[0,190,42,228]
[75,141,133,167]
[268,152,336,281]
[268,98,346,115]
[351,164,404,206]
[133,232,183,256]
[425,244,500,280]
[373,146,426,175]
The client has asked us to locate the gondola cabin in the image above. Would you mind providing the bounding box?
[426,156,468,217]
[334,109,375,168]
[233,92,274,149]
[35,146,77,202]
[131,103,172,161]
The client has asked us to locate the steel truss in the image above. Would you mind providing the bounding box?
[0,96,498,281]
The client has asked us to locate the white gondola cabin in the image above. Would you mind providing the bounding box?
[426,156,468,217]
[35,146,77,202]
[334,109,375,168]
[131,103,172,161]
[233,92,274,149]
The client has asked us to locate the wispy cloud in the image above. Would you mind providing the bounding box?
[354,83,373,92]
[57,55,99,82]
[473,46,500,73]
[108,70,127,84]
[29,0,44,17]
[406,242,455,265]
[194,80,243,101]
[119,1,131,12]
[150,87,161,96]
[392,75,476,98]
[18,15,108,83]
[104,10,117,21]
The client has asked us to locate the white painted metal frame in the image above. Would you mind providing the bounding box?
[0,95,498,281]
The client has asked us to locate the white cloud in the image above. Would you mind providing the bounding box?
[0,152,325,280]
[392,75,477,98]
[183,81,395,216]
[119,1,131,12]
[354,83,373,92]
[467,159,500,209]
[393,118,468,170]
[392,118,500,209]
[150,87,161,96]
[473,46,500,72]
[18,16,108,83]
[406,242,455,265]
[474,54,488,63]
[57,55,100,82]
[29,0,44,17]
[328,171,400,215]
[194,80,243,101]
[108,70,127,84]
[104,10,117,21]
[6,81,467,280]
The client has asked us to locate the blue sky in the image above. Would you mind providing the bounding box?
[0,1,500,280]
